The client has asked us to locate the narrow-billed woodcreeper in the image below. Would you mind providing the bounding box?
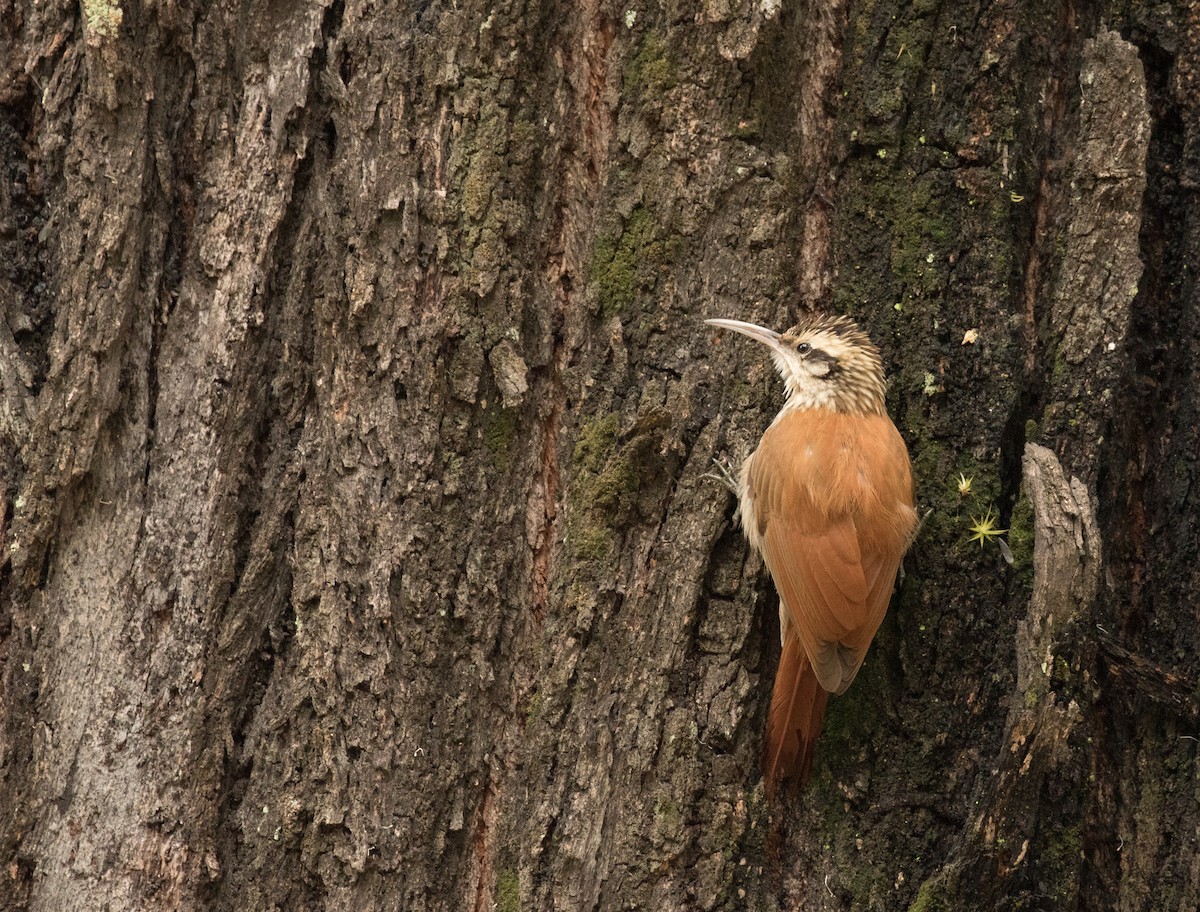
[707,314,917,795]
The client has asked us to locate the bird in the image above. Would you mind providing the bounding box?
[705,313,917,796]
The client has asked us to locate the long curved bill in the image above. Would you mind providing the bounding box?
[705,318,783,353]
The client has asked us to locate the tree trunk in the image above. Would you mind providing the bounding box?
[1,0,1197,910]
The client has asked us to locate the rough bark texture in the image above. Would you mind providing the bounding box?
[1,1,1198,910]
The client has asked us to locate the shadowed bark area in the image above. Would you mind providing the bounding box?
[1,1,1198,910]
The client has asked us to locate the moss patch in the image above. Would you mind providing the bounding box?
[588,207,677,317]
[908,869,956,912]
[1007,489,1035,574]
[624,34,674,100]
[485,408,519,470]
[566,414,641,561]
[1038,823,1082,906]
[495,869,521,912]
[565,411,671,563]
[573,414,620,473]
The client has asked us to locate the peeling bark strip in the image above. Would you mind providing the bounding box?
[1017,443,1102,697]
[1050,31,1151,366]
[4,2,1200,912]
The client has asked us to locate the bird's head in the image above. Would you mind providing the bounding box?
[705,313,886,416]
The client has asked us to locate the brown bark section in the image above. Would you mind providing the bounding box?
[1,1,1199,911]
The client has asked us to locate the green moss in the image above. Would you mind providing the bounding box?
[1039,824,1082,904]
[812,627,910,830]
[624,34,674,99]
[588,207,674,316]
[844,864,887,908]
[833,39,1021,340]
[1051,350,1067,380]
[956,459,1001,506]
[853,4,938,139]
[565,411,667,563]
[589,223,641,315]
[573,414,619,471]
[906,433,951,538]
[886,177,956,296]
[915,453,1003,549]
[591,455,640,514]
[1007,490,1035,573]
[485,409,519,469]
[908,435,946,491]
[495,870,521,912]
[908,870,955,912]
[817,681,885,776]
[444,453,465,486]
[567,414,644,561]
[905,435,1011,544]
[567,521,616,562]
[832,166,965,330]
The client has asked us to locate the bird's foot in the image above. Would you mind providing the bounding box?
[899,509,933,584]
[703,454,740,495]
[906,508,934,550]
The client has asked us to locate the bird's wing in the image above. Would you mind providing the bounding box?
[760,512,876,694]
[763,509,868,641]
[749,411,904,694]
[830,548,902,692]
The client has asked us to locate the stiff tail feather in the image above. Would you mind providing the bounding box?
[764,630,829,797]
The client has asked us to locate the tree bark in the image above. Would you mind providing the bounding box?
[1,1,1198,910]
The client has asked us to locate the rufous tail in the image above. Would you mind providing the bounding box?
[764,629,829,798]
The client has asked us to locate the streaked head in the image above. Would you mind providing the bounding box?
[705,313,886,415]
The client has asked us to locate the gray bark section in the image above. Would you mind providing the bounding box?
[0,2,1197,911]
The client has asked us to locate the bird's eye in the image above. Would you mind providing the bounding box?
[796,342,811,356]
